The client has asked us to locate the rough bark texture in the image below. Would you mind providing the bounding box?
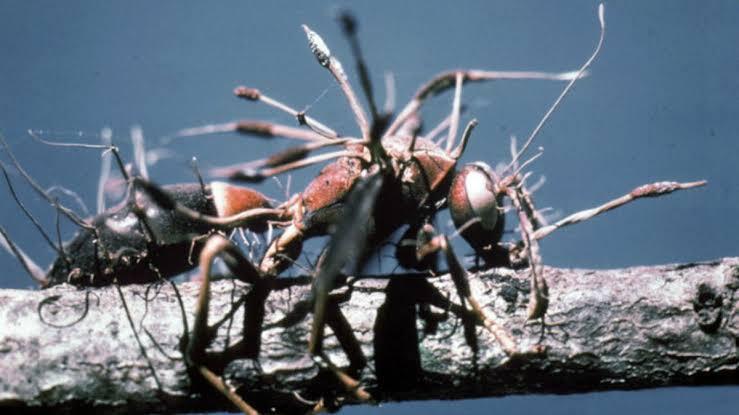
[1,258,738,414]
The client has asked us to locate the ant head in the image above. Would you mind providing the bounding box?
[448,162,504,254]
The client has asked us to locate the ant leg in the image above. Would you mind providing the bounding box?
[313,287,371,402]
[186,234,261,415]
[188,234,262,357]
[416,224,518,356]
[113,284,164,392]
[323,296,367,374]
[259,222,305,276]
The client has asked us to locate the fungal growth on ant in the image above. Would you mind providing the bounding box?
[0,3,707,414]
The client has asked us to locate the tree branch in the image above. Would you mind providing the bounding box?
[1,258,738,414]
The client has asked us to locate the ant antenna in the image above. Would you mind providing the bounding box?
[505,3,606,174]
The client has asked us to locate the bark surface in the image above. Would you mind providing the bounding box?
[1,258,737,414]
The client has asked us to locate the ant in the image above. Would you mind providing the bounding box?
[0,131,282,288]
[165,4,704,412]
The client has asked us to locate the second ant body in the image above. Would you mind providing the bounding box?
[0,135,280,287]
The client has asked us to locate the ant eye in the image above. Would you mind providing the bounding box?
[449,163,504,252]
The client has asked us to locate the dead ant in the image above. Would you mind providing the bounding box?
[160,4,705,411]
[0,130,282,288]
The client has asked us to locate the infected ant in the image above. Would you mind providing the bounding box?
[0,131,281,288]
[166,4,704,411]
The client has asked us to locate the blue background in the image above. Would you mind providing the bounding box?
[1,1,737,413]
